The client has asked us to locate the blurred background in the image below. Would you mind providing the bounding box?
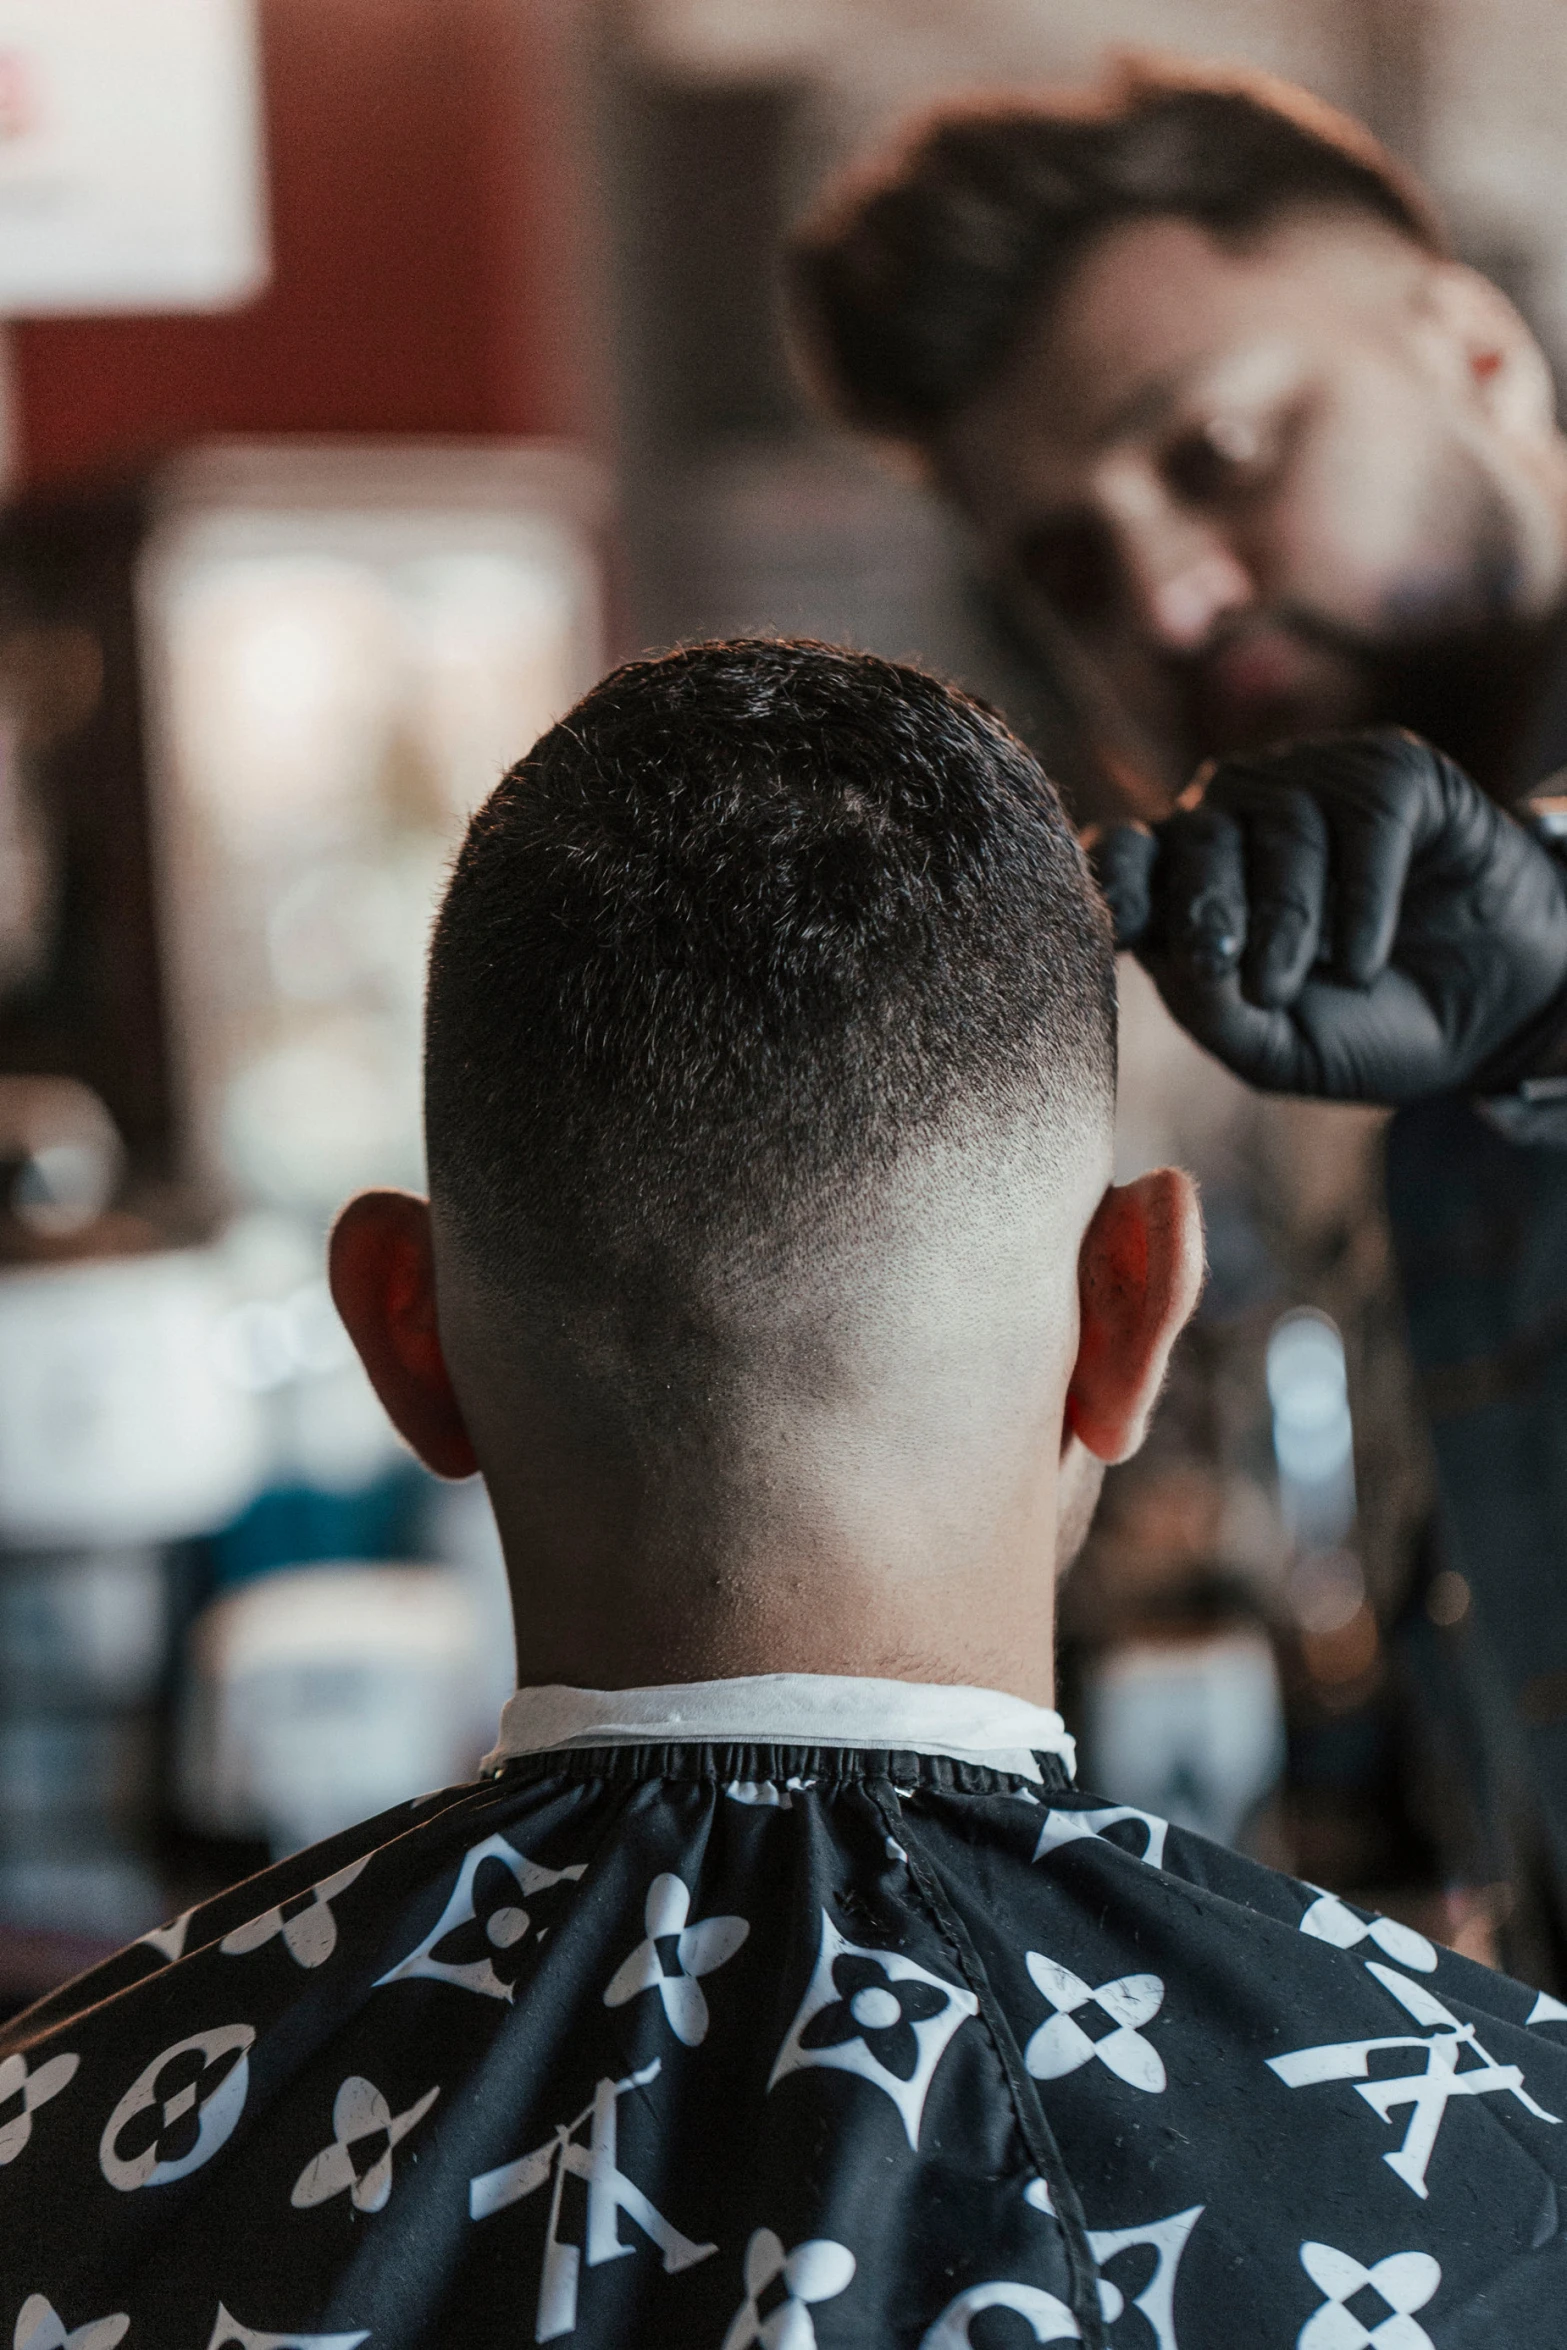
[0,0,1557,2008]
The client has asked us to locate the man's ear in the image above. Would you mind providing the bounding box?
[1416,261,1557,443]
[1066,1168,1203,1464]
[329,1189,479,1480]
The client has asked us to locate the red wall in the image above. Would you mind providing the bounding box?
[10,0,597,489]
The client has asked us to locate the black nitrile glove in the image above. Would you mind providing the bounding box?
[1093,728,1567,1106]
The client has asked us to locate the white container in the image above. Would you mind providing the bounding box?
[178,1562,501,1855]
[1084,1629,1286,1850]
[0,1251,266,1548]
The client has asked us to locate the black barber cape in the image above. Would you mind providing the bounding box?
[6,1708,1567,2349]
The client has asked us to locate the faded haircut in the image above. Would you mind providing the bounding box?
[790,57,1447,440]
[424,640,1114,1314]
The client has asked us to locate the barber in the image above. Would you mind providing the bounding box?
[793,59,1567,1942]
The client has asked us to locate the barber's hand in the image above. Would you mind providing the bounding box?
[1093,729,1567,1105]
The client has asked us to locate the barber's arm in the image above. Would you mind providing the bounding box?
[1094,728,1567,1120]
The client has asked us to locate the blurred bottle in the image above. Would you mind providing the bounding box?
[0,1222,267,1940]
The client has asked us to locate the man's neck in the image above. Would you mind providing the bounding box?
[499,1542,1058,1707]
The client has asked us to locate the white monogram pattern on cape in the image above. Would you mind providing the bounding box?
[603,1874,749,2046]
[3,1732,1567,2347]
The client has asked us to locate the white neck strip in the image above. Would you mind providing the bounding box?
[483,1673,1074,1782]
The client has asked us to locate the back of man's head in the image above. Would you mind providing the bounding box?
[791,57,1445,442]
[426,640,1114,1369]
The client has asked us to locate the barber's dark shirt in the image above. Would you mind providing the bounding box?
[1385,645,1567,1912]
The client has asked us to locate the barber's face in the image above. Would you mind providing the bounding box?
[942,210,1566,797]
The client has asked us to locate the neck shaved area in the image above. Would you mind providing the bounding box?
[433,1114,1109,1700]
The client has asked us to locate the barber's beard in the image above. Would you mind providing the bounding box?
[1194,600,1557,800]
[1172,485,1557,797]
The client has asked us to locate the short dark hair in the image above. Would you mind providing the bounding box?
[791,58,1447,439]
[425,640,1114,1309]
